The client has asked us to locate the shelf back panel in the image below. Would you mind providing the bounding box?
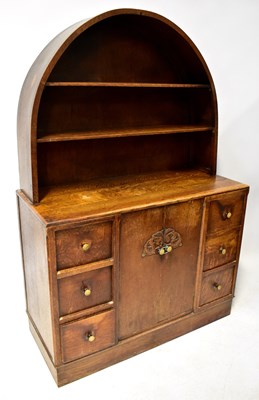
[37,87,214,137]
[37,133,214,188]
[48,14,210,84]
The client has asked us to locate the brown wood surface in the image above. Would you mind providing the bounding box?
[16,8,249,387]
[17,8,218,203]
[45,82,211,88]
[30,299,232,386]
[18,196,54,358]
[58,266,112,316]
[61,309,115,363]
[37,124,213,142]
[37,87,213,135]
[47,12,212,84]
[200,265,235,306]
[207,190,246,233]
[17,172,248,226]
[204,228,240,271]
[55,221,113,269]
[37,135,193,188]
[119,200,203,339]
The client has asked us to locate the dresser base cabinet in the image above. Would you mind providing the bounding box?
[17,9,249,386]
[17,177,248,386]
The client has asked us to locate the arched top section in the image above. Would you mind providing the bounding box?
[17,9,218,203]
[20,9,215,89]
[47,11,211,84]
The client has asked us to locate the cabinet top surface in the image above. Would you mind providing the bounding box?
[17,171,248,226]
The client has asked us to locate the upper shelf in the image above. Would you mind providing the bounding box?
[37,124,213,143]
[45,82,211,88]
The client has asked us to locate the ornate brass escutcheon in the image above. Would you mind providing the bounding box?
[142,227,182,257]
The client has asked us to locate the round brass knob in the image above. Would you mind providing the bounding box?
[226,212,232,219]
[220,247,227,255]
[82,242,91,252]
[214,283,222,291]
[167,245,172,253]
[86,333,95,342]
[84,287,91,296]
[158,248,165,256]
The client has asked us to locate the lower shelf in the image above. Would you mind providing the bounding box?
[29,299,232,386]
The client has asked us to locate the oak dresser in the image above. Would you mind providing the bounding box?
[17,9,249,386]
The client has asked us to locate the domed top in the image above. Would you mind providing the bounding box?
[17,9,217,203]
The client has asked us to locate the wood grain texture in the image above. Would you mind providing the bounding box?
[56,299,232,385]
[61,309,115,363]
[17,8,218,202]
[204,228,240,271]
[119,200,203,338]
[200,265,235,306]
[58,266,112,316]
[37,124,213,142]
[37,87,213,136]
[17,172,248,226]
[16,8,249,387]
[18,195,54,359]
[37,135,193,188]
[55,221,113,269]
[207,190,246,233]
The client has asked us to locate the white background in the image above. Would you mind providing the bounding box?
[1,0,259,398]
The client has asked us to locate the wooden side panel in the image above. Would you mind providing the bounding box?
[17,18,91,203]
[119,200,203,339]
[18,196,54,358]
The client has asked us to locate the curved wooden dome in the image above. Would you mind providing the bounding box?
[17,9,217,203]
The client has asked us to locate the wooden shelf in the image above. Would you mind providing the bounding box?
[18,170,247,225]
[45,82,211,88]
[37,124,214,143]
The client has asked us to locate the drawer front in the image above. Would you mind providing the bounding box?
[207,191,246,233]
[56,221,113,270]
[204,229,239,271]
[58,266,112,316]
[61,309,115,363]
[200,266,235,306]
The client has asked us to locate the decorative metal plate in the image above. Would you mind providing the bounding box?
[142,227,182,257]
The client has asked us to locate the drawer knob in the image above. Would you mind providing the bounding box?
[81,242,91,252]
[226,212,232,219]
[220,247,227,255]
[166,245,172,253]
[213,283,222,291]
[158,245,173,256]
[158,247,165,256]
[83,287,91,296]
[86,333,96,342]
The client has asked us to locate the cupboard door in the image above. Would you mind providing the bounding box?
[119,200,203,339]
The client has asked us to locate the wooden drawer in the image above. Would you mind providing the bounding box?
[204,229,239,271]
[56,221,113,270]
[58,266,112,316]
[207,191,246,233]
[61,309,115,363]
[200,266,235,306]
